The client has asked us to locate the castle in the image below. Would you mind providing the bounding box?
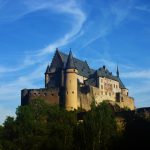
[21,49,135,110]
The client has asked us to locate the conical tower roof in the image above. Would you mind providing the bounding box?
[66,50,76,69]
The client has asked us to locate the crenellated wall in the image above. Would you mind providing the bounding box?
[21,88,60,105]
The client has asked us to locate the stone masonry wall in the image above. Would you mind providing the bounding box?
[78,85,135,111]
[117,95,135,110]
[21,88,60,105]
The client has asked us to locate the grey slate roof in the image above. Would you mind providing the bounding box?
[52,50,126,89]
[117,77,126,89]
[96,67,116,80]
[96,66,126,89]
[85,77,97,87]
[66,50,76,69]
[58,51,92,77]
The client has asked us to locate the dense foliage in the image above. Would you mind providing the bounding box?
[0,99,150,150]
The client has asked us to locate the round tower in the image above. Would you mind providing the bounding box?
[65,50,78,110]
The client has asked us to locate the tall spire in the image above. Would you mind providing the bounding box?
[116,65,119,77]
[66,50,76,69]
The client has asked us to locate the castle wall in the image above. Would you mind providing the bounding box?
[99,77,121,93]
[78,85,135,111]
[78,86,95,110]
[117,95,135,110]
[21,88,60,105]
[121,89,129,96]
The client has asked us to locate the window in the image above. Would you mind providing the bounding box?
[109,93,111,96]
[101,91,103,95]
[51,94,54,96]
[101,85,103,89]
[44,93,47,96]
[72,91,74,94]
[101,79,103,82]
[105,92,107,95]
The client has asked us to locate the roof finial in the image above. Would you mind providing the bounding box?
[117,65,119,77]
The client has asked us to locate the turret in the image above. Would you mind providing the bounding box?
[65,50,78,110]
[45,64,50,88]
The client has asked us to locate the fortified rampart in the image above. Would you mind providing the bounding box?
[21,88,60,105]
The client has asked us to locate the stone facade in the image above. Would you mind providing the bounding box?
[21,49,135,110]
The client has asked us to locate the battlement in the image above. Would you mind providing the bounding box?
[21,88,60,106]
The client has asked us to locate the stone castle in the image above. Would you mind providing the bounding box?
[21,49,135,110]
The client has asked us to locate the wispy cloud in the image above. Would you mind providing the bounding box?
[0,105,16,125]
[122,70,150,79]
[0,0,86,124]
[0,63,46,101]
[135,5,150,12]
[81,0,134,49]
[0,0,86,73]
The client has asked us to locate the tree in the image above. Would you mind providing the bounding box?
[74,101,117,150]
[1,98,77,150]
[2,117,17,150]
[43,106,77,150]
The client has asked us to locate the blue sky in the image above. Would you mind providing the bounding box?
[0,0,150,124]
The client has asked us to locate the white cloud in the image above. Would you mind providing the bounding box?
[0,63,46,101]
[122,70,150,79]
[0,105,16,125]
[80,0,134,49]
[135,5,150,12]
[0,0,86,73]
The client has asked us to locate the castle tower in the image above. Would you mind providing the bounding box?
[45,64,50,88]
[65,50,78,110]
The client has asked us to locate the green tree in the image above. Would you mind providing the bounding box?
[74,101,117,150]
[2,117,18,150]
[43,106,77,150]
[1,99,77,150]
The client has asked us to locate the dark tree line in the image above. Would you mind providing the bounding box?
[0,99,150,150]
